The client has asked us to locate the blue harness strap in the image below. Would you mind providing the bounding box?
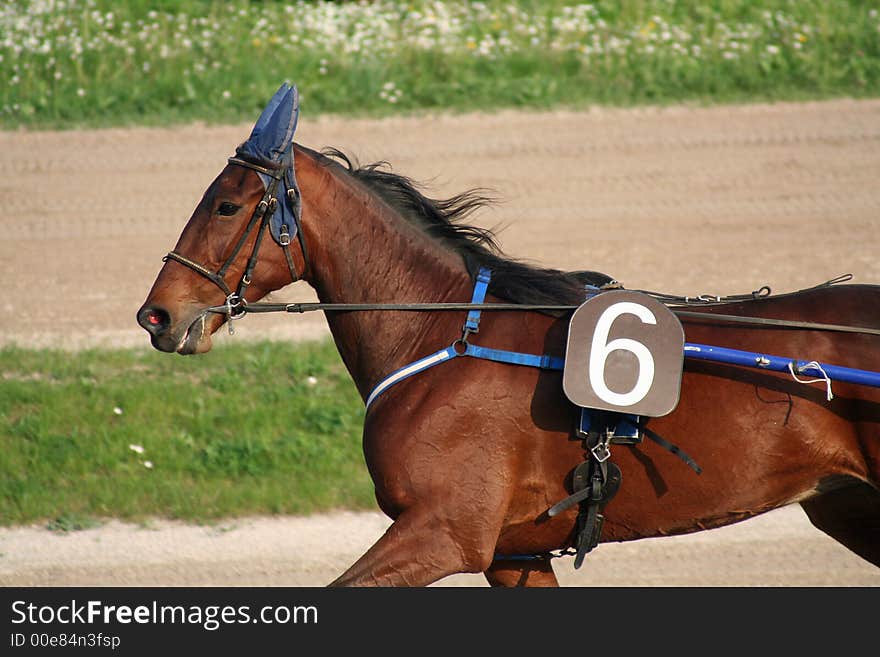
[366,268,565,410]
[463,267,492,335]
[365,345,459,410]
[365,342,565,411]
[684,343,880,390]
[465,343,565,370]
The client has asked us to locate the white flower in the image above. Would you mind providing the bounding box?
[129,444,145,454]
[306,376,318,386]
[143,461,154,469]
[77,88,86,96]
[766,45,779,55]
[222,90,231,99]
[113,406,123,415]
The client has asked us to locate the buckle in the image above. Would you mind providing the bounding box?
[590,433,612,463]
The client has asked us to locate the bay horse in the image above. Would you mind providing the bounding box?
[137,86,879,586]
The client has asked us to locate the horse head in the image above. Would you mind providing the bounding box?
[137,83,308,354]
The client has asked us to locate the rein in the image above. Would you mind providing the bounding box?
[202,288,880,338]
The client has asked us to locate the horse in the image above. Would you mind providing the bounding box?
[137,85,880,586]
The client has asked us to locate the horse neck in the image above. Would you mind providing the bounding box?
[294,148,474,398]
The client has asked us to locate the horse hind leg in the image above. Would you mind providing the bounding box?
[484,558,559,587]
[800,478,880,567]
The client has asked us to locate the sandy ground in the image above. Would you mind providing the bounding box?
[1,99,879,586]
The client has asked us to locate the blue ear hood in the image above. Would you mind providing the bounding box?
[237,83,302,245]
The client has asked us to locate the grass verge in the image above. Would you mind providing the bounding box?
[0,340,374,527]
[2,0,879,129]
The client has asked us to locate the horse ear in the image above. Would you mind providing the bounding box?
[248,83,291,145]
[241,84,299,163]
[263,84,299,162]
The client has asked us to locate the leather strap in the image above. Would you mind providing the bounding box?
[163,251,233,297]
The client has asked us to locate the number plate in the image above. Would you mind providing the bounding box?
[563,290,684,417]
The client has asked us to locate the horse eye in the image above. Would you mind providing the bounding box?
[216,201,240,216]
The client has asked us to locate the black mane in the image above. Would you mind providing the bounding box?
[320,148,616,311]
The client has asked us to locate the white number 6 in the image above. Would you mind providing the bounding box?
[588,302,656,407]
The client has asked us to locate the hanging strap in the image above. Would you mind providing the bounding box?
[463,267,492,337]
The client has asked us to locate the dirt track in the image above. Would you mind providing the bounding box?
[1,99,879,586]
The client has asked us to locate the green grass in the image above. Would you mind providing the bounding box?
[2,0,879,129]
[0,340,375,527]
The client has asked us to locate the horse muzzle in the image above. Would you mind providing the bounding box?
[136,304,217,354]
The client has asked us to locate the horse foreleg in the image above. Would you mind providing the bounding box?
[484,558,559,587]
[329,510,496,587]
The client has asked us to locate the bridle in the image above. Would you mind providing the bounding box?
[162,156,309,325]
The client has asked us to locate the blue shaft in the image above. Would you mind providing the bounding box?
[683,343,880,388]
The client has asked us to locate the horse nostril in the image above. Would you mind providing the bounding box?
[137,305,170,335]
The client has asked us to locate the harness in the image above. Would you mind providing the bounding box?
[365,267,702,567]
[366,268,566,408]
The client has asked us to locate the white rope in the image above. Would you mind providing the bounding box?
[788,361,834,401]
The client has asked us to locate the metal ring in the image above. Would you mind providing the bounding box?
[226,294,247,320]
[452,338,468,356]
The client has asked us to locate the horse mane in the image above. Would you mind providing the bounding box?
[318,147,615,310]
